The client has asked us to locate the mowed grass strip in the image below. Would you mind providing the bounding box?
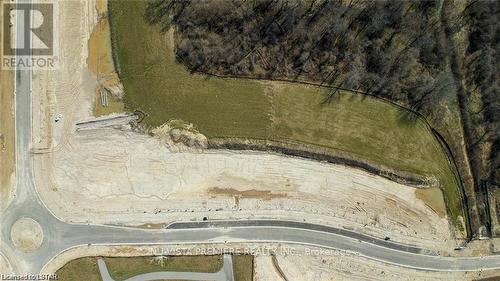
[104,255,223,280]
[109,1,463,228]
[233,255,254,281]
[109,1,271,138]
[55,257,101,281]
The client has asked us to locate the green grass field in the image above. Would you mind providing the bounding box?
[109,1,464,229]
[55,255,253,281]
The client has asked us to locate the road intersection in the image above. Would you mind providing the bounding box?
[1,0,500,277]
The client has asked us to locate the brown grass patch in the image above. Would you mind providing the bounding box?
[87,18,114,76]
[208,187,286,200]
[94,88,124,117]
[96,0,107,15]
[415,187,446,218]
[133,223,167,229]
[88,11,124,116]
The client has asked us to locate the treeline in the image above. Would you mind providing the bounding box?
[146,0,451,117]
[462,0,499,234]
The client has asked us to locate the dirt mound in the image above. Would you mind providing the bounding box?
[98,74,124,100]
[151,120,208,150]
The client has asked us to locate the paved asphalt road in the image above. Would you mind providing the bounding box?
[1,0,500,276]
[168,220,425,254]
[97,254,234,281]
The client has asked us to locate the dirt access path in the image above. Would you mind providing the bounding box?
[0,0,16,211]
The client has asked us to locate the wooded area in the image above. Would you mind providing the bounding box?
[146,0,450,114]
[461,0,499,236]
[145,0,499,237]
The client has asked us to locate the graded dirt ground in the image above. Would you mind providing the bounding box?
[108,0,463,227]
[0,253,13,275]
[39,129,455,250]
[0,0,15,210]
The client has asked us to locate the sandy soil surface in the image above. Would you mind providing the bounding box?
[42,243,500,281]
[38,129,455,251]
[32,0,456,255]
[0,0,16,211]
[0,253,13,275]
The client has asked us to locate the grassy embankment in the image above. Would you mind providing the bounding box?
[0,0,15,210]
[55,255,253,281]
[108,1,463,229]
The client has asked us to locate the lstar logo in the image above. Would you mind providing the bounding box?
[2,3,53,56]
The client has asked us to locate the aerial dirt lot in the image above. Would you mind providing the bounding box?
[39,127,454,251]
[32,0,457,262]
[0,0,15,211]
